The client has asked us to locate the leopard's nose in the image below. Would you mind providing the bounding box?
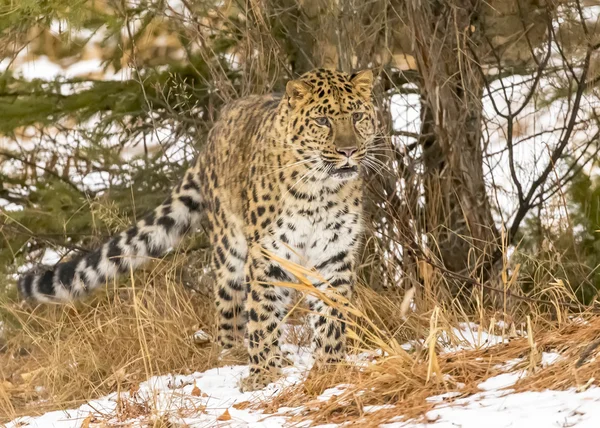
[336,147,357,158]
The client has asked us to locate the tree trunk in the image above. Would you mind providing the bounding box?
[407,0,499,278]
[267,0,389,74]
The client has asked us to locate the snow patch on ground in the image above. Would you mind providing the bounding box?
[5,344,314,428]
[395,387,600,428]
[387,353,600,428]
[478,371,526,391]
[6,323,598,428]
[445,322,510,351]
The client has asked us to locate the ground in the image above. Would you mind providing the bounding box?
[5,320,600,428]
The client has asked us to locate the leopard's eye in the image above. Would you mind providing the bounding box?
[352,112,364,122]
[315,117,330,127]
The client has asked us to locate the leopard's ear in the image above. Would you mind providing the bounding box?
[350,69,373,97]
[286,79,312,107]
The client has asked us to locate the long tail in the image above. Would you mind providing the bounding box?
[18,168,204,302]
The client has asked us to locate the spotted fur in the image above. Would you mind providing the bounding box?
[18,68,377,390]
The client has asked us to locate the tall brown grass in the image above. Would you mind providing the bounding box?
[253,248,600,426]
[0,253,221,422]
[1,238,598,426]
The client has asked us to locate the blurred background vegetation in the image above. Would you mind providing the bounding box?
[1,0,600,315]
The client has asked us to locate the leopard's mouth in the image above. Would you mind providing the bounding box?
[329,164,358,179]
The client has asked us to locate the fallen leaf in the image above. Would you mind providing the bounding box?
[233,401,251,410]
[217,409,232,421]
[191,384,201,396]
[81,414,92,428]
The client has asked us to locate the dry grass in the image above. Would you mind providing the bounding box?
[244,252,600,426]
[1,239,599,426]
[258,309,600,427]
[0,257,221,423]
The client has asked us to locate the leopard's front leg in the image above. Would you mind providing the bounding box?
[308,251,355,366]
[239,245,292,392]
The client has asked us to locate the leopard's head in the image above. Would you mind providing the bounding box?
[285,68,377,181]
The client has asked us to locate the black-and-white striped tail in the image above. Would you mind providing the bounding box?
[18,172,203,302]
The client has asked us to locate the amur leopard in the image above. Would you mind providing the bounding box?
[18,68,377,391]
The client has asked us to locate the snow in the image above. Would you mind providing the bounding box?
[17,56,64,80]
[7,350,600,428]
[395,387,600,428]
[390,91,421,142]
[477,371,526,391]
[192,329,212,345]
[64,59,104,78]
[445,322,509,351]
[0,198,23,212]
[406,322,516,354]
[6,344,314,428]
[80,171,113,193]
[6,322,598,428]
[40,248,63,265]
[381,351,600,428]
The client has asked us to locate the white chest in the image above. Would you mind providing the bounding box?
[265,193,363,274]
